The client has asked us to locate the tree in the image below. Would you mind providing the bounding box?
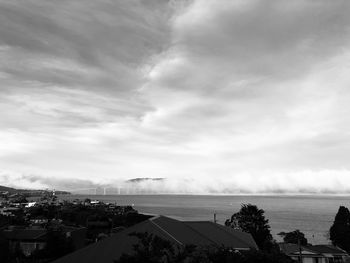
[12,195,28,204]
[330,206,350,252]
[34,226,74,260]
[115,232,183,263]
[279,230,308,246]
[225,204,273,250]
[115,232,293,263]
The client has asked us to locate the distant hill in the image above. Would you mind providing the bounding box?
[126,178,165,183]
[0,185,17,193]
[0,185,43,193]
[0,185,70,195]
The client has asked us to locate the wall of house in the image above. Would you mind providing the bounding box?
[19,242,46,256]
[291,256,328,263]
[304,258,315,263]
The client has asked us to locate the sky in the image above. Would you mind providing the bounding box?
[1,0,350,194]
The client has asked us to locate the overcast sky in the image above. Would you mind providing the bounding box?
[1,0,350,193]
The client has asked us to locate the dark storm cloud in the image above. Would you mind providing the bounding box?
[0,0,170,95]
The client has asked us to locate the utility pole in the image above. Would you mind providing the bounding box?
[298,236,302,263]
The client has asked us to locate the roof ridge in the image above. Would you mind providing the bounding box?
[149,215,161,221]
[149,219,183,246]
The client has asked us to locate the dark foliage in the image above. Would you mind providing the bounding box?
[280,230,308,246]
[114,232,293,263]
[330,206,350,252]
[57,204,149,241]
[32,227,74,261]
[11,195,28,204]
[7,209,27,226]
[115,232,187,263]
[241,249,294,263]
[225,204,273,250]
[28,204,58,220]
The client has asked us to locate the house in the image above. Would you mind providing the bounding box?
[90,200,100,205]
[0,207,20,217]
[279,243,350,263]
[2,227,47,256]
[311,245,349,263]
[25,202,36,208]
[1,226,87,256]
[53,215,258,263]
[29,216,49,225]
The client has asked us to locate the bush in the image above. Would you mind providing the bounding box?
[115,232,293,263]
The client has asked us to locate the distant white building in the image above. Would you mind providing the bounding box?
[90,200,100,205]
[25,202,36,208]
[279,243,350,263]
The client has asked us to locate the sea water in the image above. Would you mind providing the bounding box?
[61,194,350,244]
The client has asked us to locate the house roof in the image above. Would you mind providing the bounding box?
[62,226,86,233]
[279,243,349,258]
[2,228,47,241]
[53,215,258,263]
[279,243,321,257]
[311,245,348,255]
[184,221,257,249]
[1,226,86,242]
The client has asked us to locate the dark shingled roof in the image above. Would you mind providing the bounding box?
[184,221,257,249]
[2,229,47,241]
[53,216,258,263]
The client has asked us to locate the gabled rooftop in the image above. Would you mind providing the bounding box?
[53,215,258,263]
[279,243,349,258]
[311,245,348,255]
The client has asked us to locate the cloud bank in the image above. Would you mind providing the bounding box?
[1,0,350,193]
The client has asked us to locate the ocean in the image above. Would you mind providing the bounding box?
[61,194,350,245]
